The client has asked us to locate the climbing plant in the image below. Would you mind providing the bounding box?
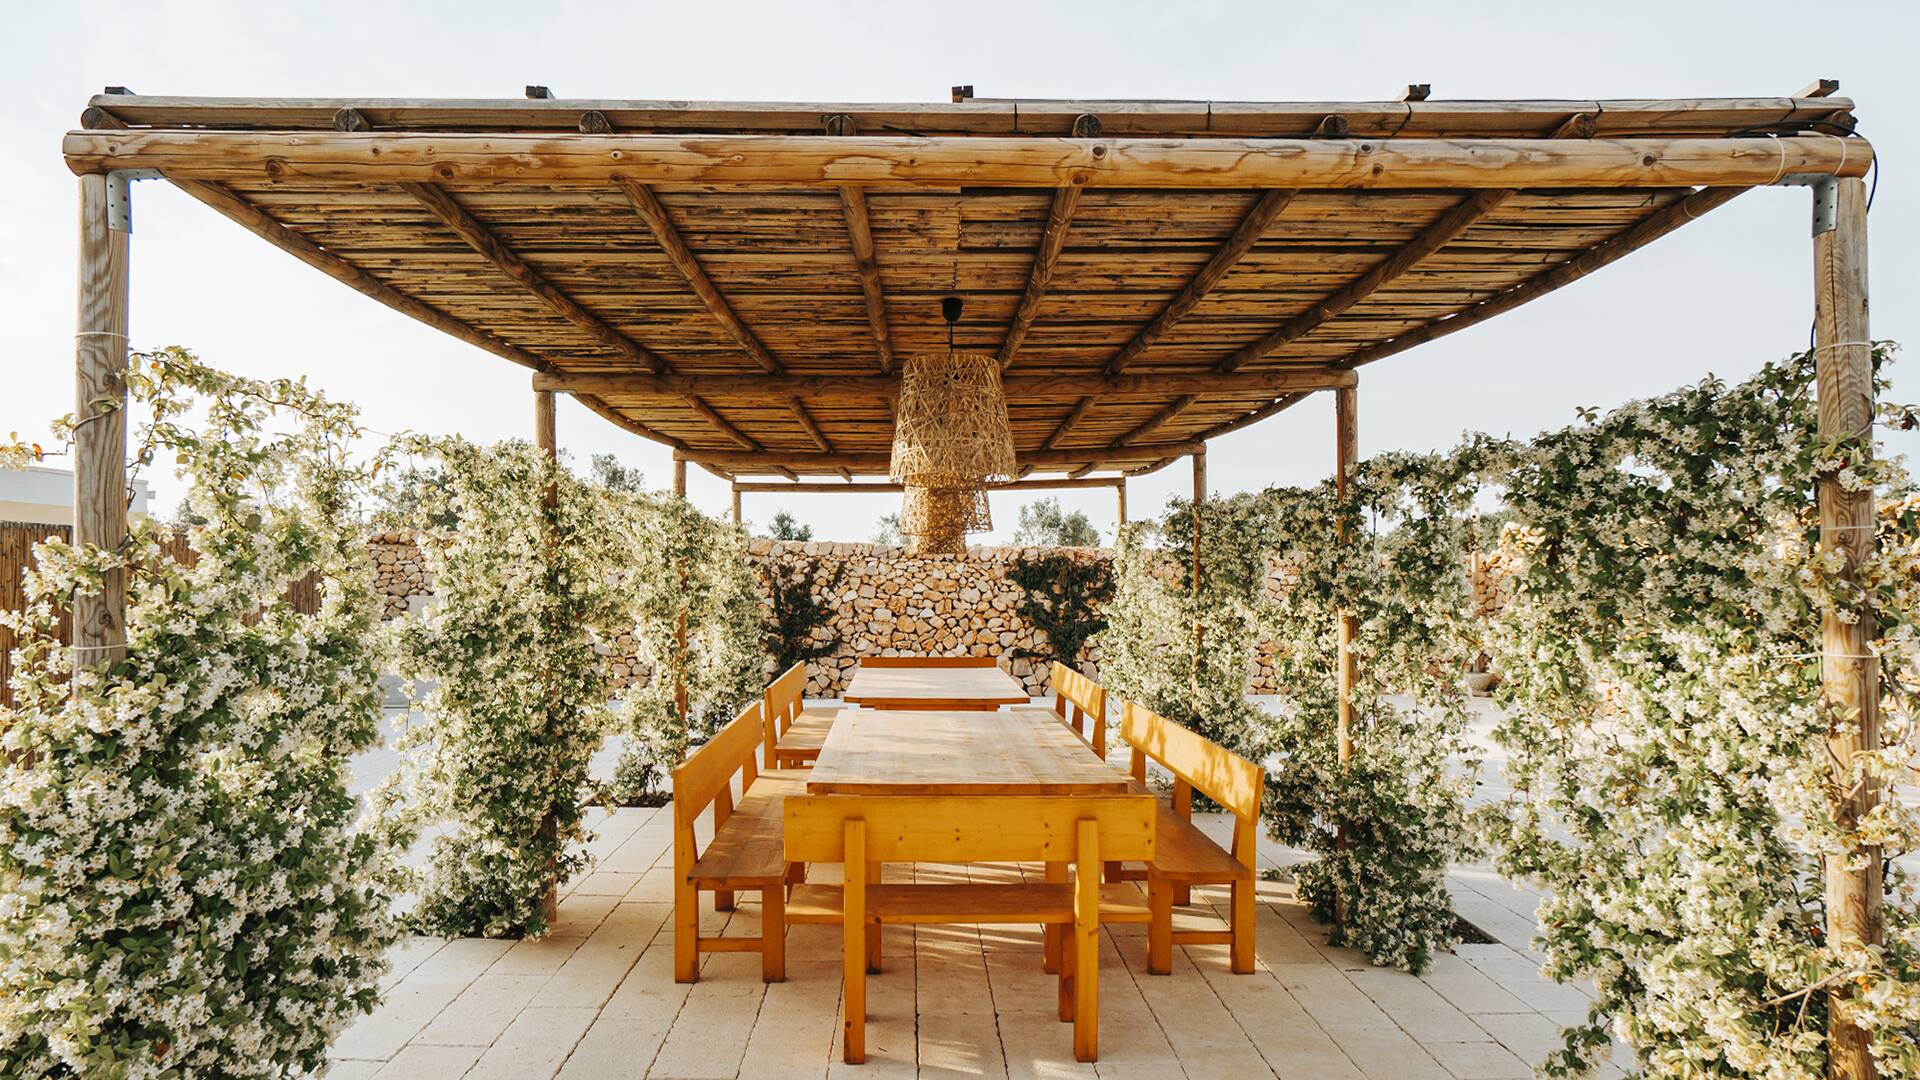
[761,556,844,674]
[368,436,629,939]
[1008,550,1113,673]
[0,348,394,1077]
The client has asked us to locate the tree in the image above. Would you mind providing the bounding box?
[589,452,645,493]
[762,557,844,671]
[1008,552,1114,671]
[1013,496,1101,547]
[766,509,812,541]
[872,512,903,545]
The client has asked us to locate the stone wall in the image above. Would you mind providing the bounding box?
[743,539,1110,698]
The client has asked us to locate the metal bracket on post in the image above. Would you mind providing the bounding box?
[104,168,163,233]
[1779,172,1839,235]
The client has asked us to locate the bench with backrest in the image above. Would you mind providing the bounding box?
[1108,701,1262,975]
[762,660,841,769]
[671,699,806,983]
[1049,661,1107,759]
[783,793,1155,1064]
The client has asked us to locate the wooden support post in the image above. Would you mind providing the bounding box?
[1333,383,1359,928]
[1190,447,1206,705]
[533,388,560,926]
[1116,481,1128,528]
[730,487,742,526]
[73,172,131,675]
[1814,176,1881,1080]
[671,456,689,723]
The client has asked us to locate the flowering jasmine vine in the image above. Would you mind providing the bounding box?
[0,348,394,1079]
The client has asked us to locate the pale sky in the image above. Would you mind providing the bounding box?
[5,0,1916,542]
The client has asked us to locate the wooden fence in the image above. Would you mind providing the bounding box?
[1,521,319,709]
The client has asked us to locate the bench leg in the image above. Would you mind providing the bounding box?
[1056,922,1074,1022]
[674,877,700,984]
[1172,884,1190,906]
[715,887,736,912]
[1043,861,1067,974]
[1230,877,1255,974]
[1102,860,1123,883]
[763,884,787,982]
[866,862,883,974]
[1147,877,1174,976]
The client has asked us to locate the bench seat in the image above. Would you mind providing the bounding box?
[787,882,1081,924]
[773,708,839,765]
[687,769,809,889]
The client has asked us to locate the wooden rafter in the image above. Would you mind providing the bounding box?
[1112,396,1199,447]
[531,367,1352,399]
[789,403,832,452]
[1216,188,1515,372]
[997,186,1082,370]
[616,178,781,374]
[1105,189,1296,374]
[1042,397,1096,451]
[839,186,893,373]
[1195,391,1313,441]
[684,396,759,451]
[1334,186,1746,371]
[401,181,669,373]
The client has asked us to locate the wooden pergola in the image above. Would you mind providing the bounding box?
[63,84,1886,1076]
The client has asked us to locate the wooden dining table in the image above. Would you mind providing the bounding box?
[840,659,1031,711]
[806,707,1130,795]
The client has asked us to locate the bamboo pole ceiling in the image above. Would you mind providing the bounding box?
[66,92,1869,478]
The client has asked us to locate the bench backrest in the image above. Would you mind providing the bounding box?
[1119,700,1264,867]
[1050,661,1107,758]
[762,661,806,767]
[858,655,998,669]
[784,794,1155,864]
[672,700,764,866]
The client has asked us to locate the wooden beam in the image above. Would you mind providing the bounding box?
[1069,463,1098,480]
[571,393,686,450]
[1043,397,1096,451]
[730,488,742,525]
[1126,457,1179,478]
[1799,78,1840,99]
[1106,189,1296,374]
[839,187,893,373]
[532,366,1353,399]
[1333,186,1747,370]
[1113,396,1198,447]
[616,177,783,374]
[672,457,687,496]
[65,131,1874,187]
[679,441,1206,474]
[73,173,130,672]
[1216,188,1514,372]
[789,402,832,452]
[731,476,1122,494]
[683,395,759,450]
[1814,176,1880,1080]
[401,180,669,373]
[998,186,1082,370]
[1196,391,1309,441]
[1115,481,1127,526]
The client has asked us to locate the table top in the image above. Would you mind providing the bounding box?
[841,662,1030,710]
[806,707,1132,796]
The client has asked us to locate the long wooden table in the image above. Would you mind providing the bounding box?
[840,660,1031,711]
[807,707,1130,795]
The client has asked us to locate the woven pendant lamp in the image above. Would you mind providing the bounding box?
[889,296,1015,554]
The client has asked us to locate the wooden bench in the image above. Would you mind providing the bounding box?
[761,660,840,769]
[671,699,806,983]
[1108,701,1262,975]
[1049,660,1107,759]
[783,793,1155,1064]
[856,655,999,668]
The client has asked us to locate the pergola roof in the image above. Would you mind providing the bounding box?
[66,91,1868,479]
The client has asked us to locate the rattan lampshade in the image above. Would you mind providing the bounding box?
[888,351,1017,489]
[901,485,992,556]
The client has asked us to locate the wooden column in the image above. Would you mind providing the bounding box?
[533,388,560,926]
[670,457,688,723]
[73,173,131,674]
[1189,447,1207,704]
[1116,481,1128,528]
[730,487,742,526]
[1333,383,1359,927]
[1815,177,1881,1080]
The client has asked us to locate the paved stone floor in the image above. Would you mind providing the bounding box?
[321,794,1634,1080]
